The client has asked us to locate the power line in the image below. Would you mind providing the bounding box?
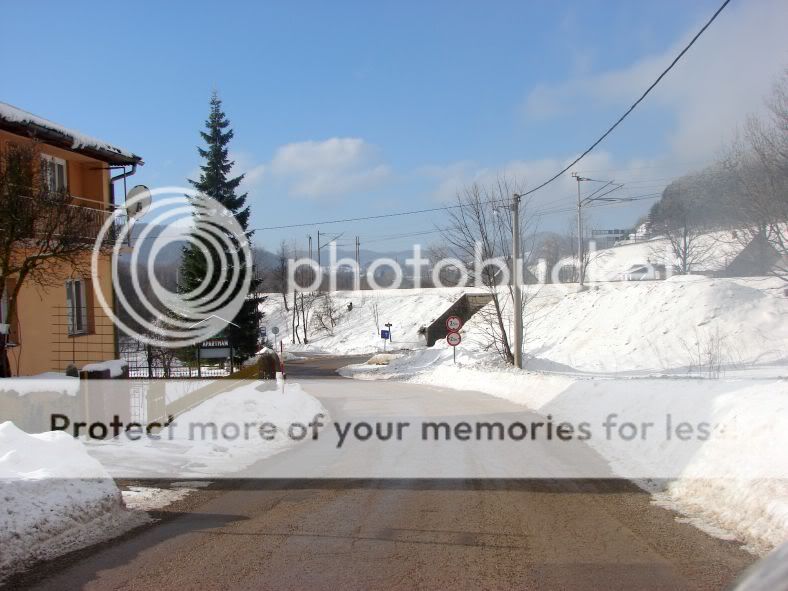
[253,12,723,244]
[252,1,727,234]
[518,0,730,198]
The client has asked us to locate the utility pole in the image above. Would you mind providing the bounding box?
[355,236,360,288]
[315,230,344,292]
[572,173,591,287]
[572,173,624,288]
[512,193,523,369]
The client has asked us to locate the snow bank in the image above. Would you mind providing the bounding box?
[0,372,79,396]
[0,422,145,582]
[86,380,326,478]
[82,359,128,377]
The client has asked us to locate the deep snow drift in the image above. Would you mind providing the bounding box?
[0,422,146,582]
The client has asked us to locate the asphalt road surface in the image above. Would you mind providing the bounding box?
[8,355,756,590]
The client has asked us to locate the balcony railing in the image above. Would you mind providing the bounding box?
[5,193,131,246]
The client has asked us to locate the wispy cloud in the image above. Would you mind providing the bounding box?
[522,0,788,161]
[237,138,390,199]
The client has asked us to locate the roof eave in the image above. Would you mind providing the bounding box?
[0,118,144,167]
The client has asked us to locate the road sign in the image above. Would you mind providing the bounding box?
[260,326,267,337]
[271,326,280,335]
[380,329,390,340]
[446,332,461,347]
[445,315,463,332]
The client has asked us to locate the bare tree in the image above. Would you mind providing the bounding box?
[143,317,182,377]
[369,297,381,334]
[723,72,788,283]
[272,240,290,311]
[312,293,340,334]
[0,142,116,376]
[439,178,531,364]
[648,179,711,274]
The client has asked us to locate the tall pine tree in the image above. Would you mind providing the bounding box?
[180,93,262,362]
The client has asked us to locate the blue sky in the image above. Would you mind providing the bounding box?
[2,0,787,252]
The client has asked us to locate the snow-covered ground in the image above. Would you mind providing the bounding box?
[261,287,477,355]
[0,422,147,583]
[261,278,786,375]
[584,230,750,280]
[332,276,788,553]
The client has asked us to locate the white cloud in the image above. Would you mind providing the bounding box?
[269,138,390,198]
[421,151,619,208]
[522,0,788,162]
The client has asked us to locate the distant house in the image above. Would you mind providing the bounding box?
[718,231,781,278]
[0,102,143,375]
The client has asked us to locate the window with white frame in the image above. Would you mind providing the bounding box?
[41,154,68,192]
[66,279,88,335]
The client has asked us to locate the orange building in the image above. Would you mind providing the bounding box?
[0,102,143,375]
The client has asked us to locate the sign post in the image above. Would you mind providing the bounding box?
[382,322,393,351]
[446,331,461,363]
[445,316,463,363]
[271,326,279,347]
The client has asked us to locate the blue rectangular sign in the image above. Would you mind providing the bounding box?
[380,330,390,340]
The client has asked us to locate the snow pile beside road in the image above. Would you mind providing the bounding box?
[0,422,145,582]
[0,372,79,397]
[87,380,326,478]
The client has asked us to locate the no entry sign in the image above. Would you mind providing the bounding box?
[446,315,463,332]
[446,332,461,347]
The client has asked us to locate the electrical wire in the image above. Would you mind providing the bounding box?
[518,0,731,198]
[251,0,728,233]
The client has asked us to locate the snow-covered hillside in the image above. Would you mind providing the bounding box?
[585,230,749,280]
[260,288,478,355]
[263,277,787,375]
[519,276,787,375]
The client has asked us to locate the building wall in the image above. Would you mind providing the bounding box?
[1,129,118,375]
[0,129,109,207]
[9,254,117,375]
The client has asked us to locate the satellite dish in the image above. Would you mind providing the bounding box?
[126,185,152,221]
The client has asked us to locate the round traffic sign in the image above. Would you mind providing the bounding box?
[271,326,280,335]
[446,332,461,347]
[445,315,463,332]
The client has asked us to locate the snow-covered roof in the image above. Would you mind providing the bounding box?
[0,101,143,166]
